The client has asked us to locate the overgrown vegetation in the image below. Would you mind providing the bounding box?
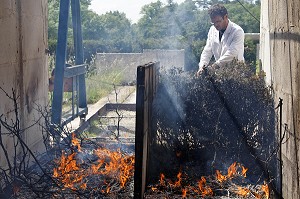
[85,69,124,104]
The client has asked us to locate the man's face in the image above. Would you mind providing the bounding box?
[210,14,228,31]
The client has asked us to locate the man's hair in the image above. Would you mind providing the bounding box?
[208,4,228,18]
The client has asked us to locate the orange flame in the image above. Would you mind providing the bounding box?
[151,187,158,191]
[262,182,269,199]
[174,171,182,187]
[93,148,135,188]
[53,134,135,192]
[236,186,250,197]
[198,176,213,197]
[71,133,81,151]
[198,176,206,192]
[241,165,248,177]
[182,188,187,198]
[160,173,165,186]
[216,170,227,183]
[53,152,85,190]
[227,162,237,178]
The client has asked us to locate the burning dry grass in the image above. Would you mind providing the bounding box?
[2,134,135,198]
[145,162,269,198]
[52,133,135,198]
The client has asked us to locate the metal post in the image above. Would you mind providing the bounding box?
[278,98,283,197]
[51,0,70,126]
[134,66,146,199]
[71,0,87,117]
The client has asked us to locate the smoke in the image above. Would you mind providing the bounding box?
[156,67,189,123]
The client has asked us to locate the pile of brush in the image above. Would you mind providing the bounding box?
[147,61,279,198]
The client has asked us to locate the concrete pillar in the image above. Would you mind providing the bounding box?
[0,0,48,168]
[260,0,300,198]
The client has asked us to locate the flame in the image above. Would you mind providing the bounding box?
[262,182,269,199]
[93,148,135,188]
[216,170,227,183]
[182,188,187,198]
[151,187,158,191]
[235,186,250,197]
[71,132,81,151]
[174,171,182,187]
[53,134,135,192]
[149,162,268,198]
[227,162,237,178]
[241,165,248,177]
[53,152,85,190]
[198,176,206,192]
[160,173,165,186]
[198,176,213,197]
[216,162,240,182]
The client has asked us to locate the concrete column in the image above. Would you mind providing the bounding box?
[260,0,300,198]
[0,0,48,168]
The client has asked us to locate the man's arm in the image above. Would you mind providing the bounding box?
[198,28,214,72]
[215,28,244,66]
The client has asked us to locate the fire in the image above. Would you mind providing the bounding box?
[216,162,248,183]
[160,173,165,186]
[235,186,250,197]
[93,148,135,188]
[216,170,227,183]
[227,162,237,178]
[182,188,187,198]
[261,181,269,199]
[241,165,248,177]
[71,132,81,151]
[149,162,268,198]
[198,176,213,197]
[53,152,86,190]
[168,171,183,188]
[174,171,182,187]
[53,134,135,193]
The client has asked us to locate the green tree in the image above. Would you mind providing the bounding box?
[99,11,133,52]
[135,0,260,70]
[226,1,260,33]
[48,0,261,69]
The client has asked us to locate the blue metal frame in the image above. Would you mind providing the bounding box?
[51,0,87,127]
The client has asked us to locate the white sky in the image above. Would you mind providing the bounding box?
[89,0,185,23]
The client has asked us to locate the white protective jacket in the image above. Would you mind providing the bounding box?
[198,20,244,69]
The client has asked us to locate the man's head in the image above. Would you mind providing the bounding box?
[208,4,229,31]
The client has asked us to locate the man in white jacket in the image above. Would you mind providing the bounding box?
[196,4,244,76]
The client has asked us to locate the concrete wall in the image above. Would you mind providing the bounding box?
[0,0,48,168]
[260,0,300,198]
[95,49,185,83]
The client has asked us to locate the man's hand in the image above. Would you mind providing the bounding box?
[196,65,206,77]
[211,63,220,69]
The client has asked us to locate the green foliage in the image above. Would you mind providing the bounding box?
[226,1,260,33]
[244,39,259,72]
[48,0,261,72]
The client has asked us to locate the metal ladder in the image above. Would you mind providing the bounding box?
[51,0,87,128]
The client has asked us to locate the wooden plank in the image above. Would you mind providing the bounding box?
[134,62,159,199]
